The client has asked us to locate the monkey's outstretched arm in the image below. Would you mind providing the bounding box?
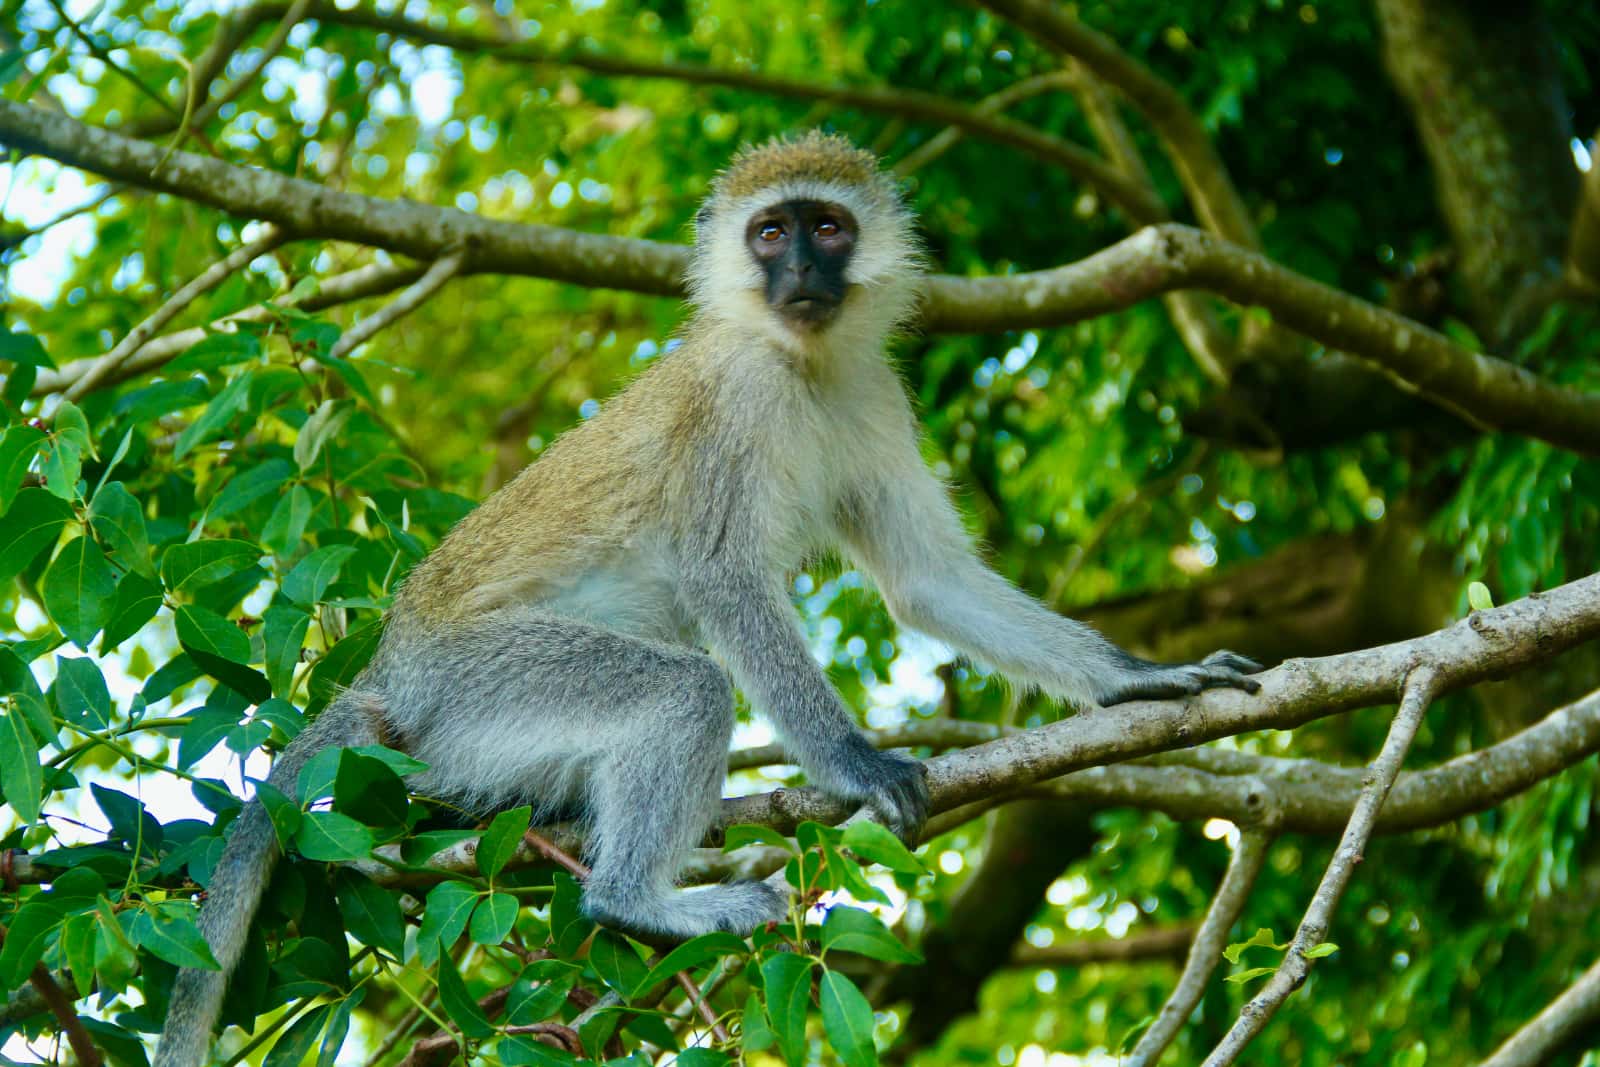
[842,461,1260,707]
[682,562,928,841]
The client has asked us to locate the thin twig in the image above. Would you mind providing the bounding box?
[325,248,466,361]
[186,0,313,135]
[0,185,120,252]
[1200,667,1439,1067]
[1128,830,1273,1067]
[63,225,285,402]
[1478,955,1600,1067]
[42,0,178,118]
[34,259,428,397]
[893,71,1075,176]
[0,926,100,1067]
[521,830,730,1046]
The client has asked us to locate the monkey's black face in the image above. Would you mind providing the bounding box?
[746,199,858,329]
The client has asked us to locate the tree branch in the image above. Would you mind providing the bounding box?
[1201,668,1439,1067]
[720,575,1600,838]
[32,258,429,396]
[977,0,1258,248]
[7,100,1597,452]
[891,70,1076,176]
[1009,924,1194,968]
[0,927,99,1067]
[1479,955,1600,1067]
[1128,830,1273,1067]
[145,0,1161,222]
[325,247,465,361]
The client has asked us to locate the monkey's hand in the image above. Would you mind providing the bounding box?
[825,738,930,847]
[1101,649,1263,705]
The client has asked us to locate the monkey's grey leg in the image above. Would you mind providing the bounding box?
[382,614,787,939]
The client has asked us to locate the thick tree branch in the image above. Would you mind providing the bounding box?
[976,0,1258,248]
[1128,830,1273,1067]
[1009,924,1194,968]
[146,0,1160,222]
[716,572,1600,833]
[7,102,1600,451]
[1479,956,1600,1067]
[1202,668,1439,1067]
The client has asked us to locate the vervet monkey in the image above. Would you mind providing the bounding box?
[156,131,1259,1067]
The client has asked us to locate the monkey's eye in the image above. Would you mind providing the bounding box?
[758,222,786,242]
[815,219,841,238]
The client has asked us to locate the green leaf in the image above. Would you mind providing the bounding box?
[177,708,240,769]
[506,960,579,1024]
[174,368,255,460]
[1467,581,1494,612]
[0,424,46,513]
[820,906,921,964]
[100,571,164,654]
[550,871,595,959]
[819,969,878,1067]
[635,931,749,999]
[741,991,776,1053]
[256,782,303,846]
[588,929,649,998]
[499,1036,580,1066]
[401,829,477,866]
[263,604,310,699]
[1224,965,1279,985]
[294,399,353,471]
[282,544,358,607]
[40,435,83,500]
[0,903,59,988]
[1303,941,1340,959]
[317,988,364,1067]
[168,330,262,374]
[0,329,56,369]
[60,911,98,998]
[416,880,479,967]
[436,947,496,1038]
[89,482,153,577]
[262,1003,333,1067]
[723,823,798,854]
[333,749,408,827]
[760,952,814,1067]
[841,820,926,875]
[160,538,261,594]
[0,487,73,585]
[469,891,520,946]
[52,400,94,457]
[306,620,382,714]
[134,905,221,970]
[478,804,532,880]
[54,655,112,728]
[1222,927,1285,965]
[262,484,314,555]
[211,458,294,519]
[293,811,375,862]
[0,706,43,825]
[93,783,163,850]
[334,869,406,957]
[675,1050,732,1066]
[42,535,118,648]
[176,603,252,664]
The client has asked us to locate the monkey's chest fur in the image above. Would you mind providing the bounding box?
[390,340,910,646]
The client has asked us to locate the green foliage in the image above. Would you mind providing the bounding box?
[3,0,1600,1063]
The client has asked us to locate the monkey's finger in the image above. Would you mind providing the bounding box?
[1201,650,1263,674]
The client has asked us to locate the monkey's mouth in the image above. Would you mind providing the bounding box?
[779,296,843,326]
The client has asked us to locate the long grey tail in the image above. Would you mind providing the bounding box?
[154,696,378,1067]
